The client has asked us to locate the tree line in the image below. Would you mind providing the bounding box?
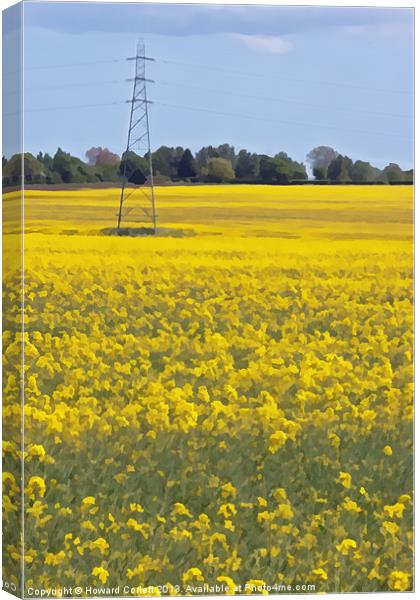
[2,144,413,187]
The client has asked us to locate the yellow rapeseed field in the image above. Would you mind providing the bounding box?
[3,185,413,594]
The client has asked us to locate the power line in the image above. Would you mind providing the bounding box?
[153,100,413,141]
[3,100,126,117]
[4,97,412,140]
[27,58,127,71]
[158,57,412,96]
[5,78,129,96]
[3,57,128,78]
[5,75,410,121]
[13,54,411,96]
[157,80,411,121]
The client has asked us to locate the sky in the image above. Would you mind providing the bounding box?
[3,1,414,170]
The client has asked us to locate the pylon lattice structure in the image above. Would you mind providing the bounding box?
[117,39,156,232]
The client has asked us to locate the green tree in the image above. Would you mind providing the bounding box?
[307,146,338,174]
[260,155,307,184]
[195,146,218,170]
[177,148,197,179]
[204,157,235,183]
[152,146,183,179]
[119,151,148,185]
[313,166,327,180]
[380,163,406,183]
[3,153,48,186]
[259,157,289,184]
[327,155,353,182]
[350,160,380,183]
[40,152,53,170]
[235,150,260,180]
[195,144,236,172]
[52,148,94,183]
[405,169,414,184]
[215,143,236,165]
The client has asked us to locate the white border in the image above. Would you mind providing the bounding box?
[0,2,415,600]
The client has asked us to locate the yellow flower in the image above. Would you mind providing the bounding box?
[382,521,399,536]
[82,496,96,507]
[268,431,288,453]
[82,520,96,532]
[171,502,192,518]
[383,445,393,456]
[27,444,46,462]
[129,503,144,513]
[92,566,109,584]
[218,503,237,519]
[257,510,272,523]
[368,568,381,581]
[336,538,357,555]
[398,494,411,504]
[224,519,235,532]
[182,568,204,585]
[26,476,46,500]
[388,571,411,591]
[312,568,328,581]
[217,576,236,594]
[338,472,352,489]
[342,499,362,513]
[384,503,405,519]
[3,472,19,496]
[328,433,341,448]
[276,504,294,520]
[44,550,65,566]
[245,580,268,595]
[273,488,287,502]
[88,537,109,555]
[127,518,151,539]
[221,482,237,498]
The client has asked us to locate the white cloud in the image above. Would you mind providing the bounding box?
[232,34,293,54]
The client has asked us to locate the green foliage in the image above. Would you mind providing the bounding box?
[307,146,338,171]
[1,144,413,188]
[380,163,410,184]
[177,149,197,179]
[53,148,96,184]
[196,144,236,171]
[260,155,307,184]
[235,150,260,180]
[119,151,148,185]
[152,146,184,179]
[350,160,381,183]
[313,166,327,181]
[2,153,48,186]
[327,155,353,182]
[204,157,235,183]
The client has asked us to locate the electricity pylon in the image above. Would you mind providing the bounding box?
[117,39,156,233]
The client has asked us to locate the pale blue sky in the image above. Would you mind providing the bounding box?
[3,2,414,169]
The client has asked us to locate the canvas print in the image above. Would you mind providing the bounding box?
[2,1,414,597]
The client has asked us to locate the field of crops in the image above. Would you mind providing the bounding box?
[3,185,413,595]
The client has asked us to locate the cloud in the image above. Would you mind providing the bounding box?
[233,34,293,54]
[24,4,414,38]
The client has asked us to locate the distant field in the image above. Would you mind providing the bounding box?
[3,185,413,593]
[3,184,413,240]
